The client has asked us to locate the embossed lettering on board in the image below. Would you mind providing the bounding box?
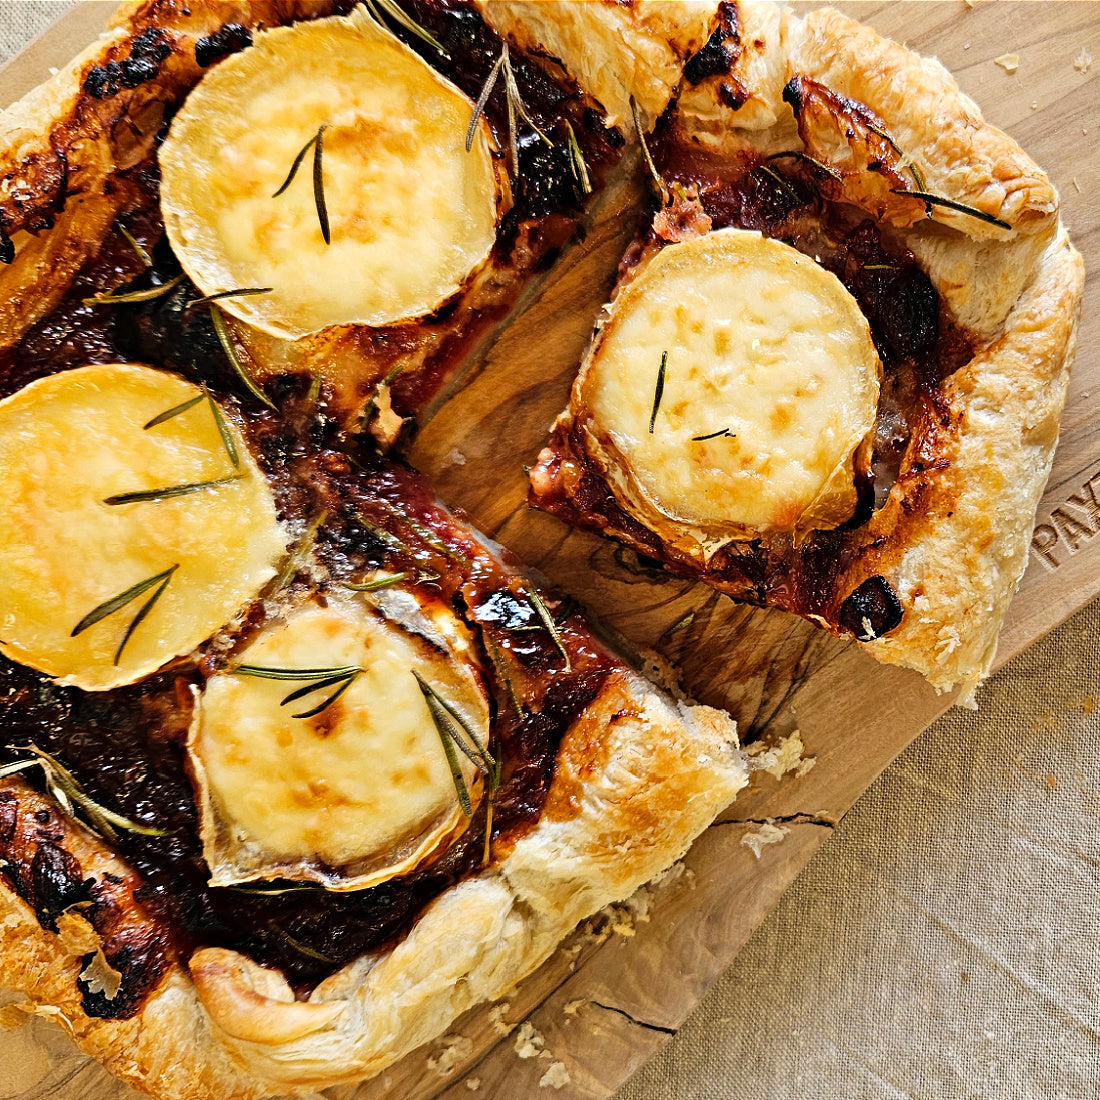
[1030,468,1100,570]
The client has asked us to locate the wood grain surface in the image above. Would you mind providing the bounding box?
[2,3,1098,1099]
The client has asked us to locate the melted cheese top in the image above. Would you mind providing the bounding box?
[159,10,507,340]
[579,228,882,539]
[191,598,489,889]
[0,364,284,691]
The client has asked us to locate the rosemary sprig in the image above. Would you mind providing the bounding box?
[526,589,573,672]
[889,189,1012,230]
[209,303,277,410]
[766,150,842,181]
[370,497,471,563]
[191,287,274,307]
[82,272,185,307]
[272,510,329,592]
[414,671,492,817]
[483,752,501,866]
[354,513,410,558]
[272,126,330,244]
[272,131,320,197]
[103,474,245,506]
[226,882,322,896]
[118,223,153,268]
[564,120,592,195]
[0,746,168,843]
[865,120,927,191]
[648,350,668,434]
[691,427,736,442]
[232,664,362,721]
[630,95,668,203]
[71,564,179,666]
[466,43,551,176]
[483,632,523,717]
[342,570,409,592]
[363,0,448,57]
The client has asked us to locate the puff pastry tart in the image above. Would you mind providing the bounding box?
[527,0,1085,699]
[0,1,1081,1099]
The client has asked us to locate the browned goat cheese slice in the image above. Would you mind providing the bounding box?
[189,596,490,891]
[576,228,881,549]
[0,364,284,691]
[159,9,508,340]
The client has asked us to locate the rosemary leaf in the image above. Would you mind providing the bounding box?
[313,124,330,245]
[226,883,321,896]
[204,386,241,468]
[342,570,409,592]
[691,427,734,442]
[272,510,329,592]
[71,564,179,640]
[413,670,493,775]
[289,673,358,720]
[630,96,669,203]
[306,372,322,408]
[269,923,336,963]
[112,568,176,666]
[280,670,358,708]
[527,589,573,672]
[758,164,802,204]
[502,46,552,147]
[648,350,668,435]
[209,303,277,410]
[483,632,523,717]
[0,759,39,779]
[766,150,842,181]
[865,120,927,190]
[118,224,153,268]
[272,132,319,197]
[103,474,245,506]
[233,664,362,682]
[354,513,410,558]
[889,189,1012,230]
[363,0,449,57]
[82,272,185,307]
[143,393,205,430]
[483,754,501,866]
[191,287,274,307]
[420,679,473,817]
[564,121,592,195]
[466,51,505,153]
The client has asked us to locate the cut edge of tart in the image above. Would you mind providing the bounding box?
[0,362,286,692]
[158,8,510,341]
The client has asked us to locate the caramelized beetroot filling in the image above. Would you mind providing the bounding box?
[0,0,622,1014]
[530,132,975,629]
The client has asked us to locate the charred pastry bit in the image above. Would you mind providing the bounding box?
[194,23,252,68]
[0,227,13,265]
[838,575,904,640]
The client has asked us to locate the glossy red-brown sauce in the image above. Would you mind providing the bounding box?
[0,0,623,1015]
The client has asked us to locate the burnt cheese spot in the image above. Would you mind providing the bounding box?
[838,575,904,640]
[683,1,740,85]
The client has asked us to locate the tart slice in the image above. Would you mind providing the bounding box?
[529,4,1085,698]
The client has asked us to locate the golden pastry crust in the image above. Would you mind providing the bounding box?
[0,672,745,1098]
[527,2,1085,700]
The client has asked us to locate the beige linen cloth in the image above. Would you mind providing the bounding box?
[2,4,1099,1100]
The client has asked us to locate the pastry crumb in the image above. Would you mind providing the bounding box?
[746,730,814,780]
[1046,774,1058,789]
[1075,47,1093,73]
[540,1061,571,1089]
[994,53,1019,73]
[78,947,123,1002]
[466,1078,481,1091]
[1074,178,1082,193]
[741,820,790,859]
[445,447,467,467]
[563,998,588,1017]
[427,1034,474,1077]
[489,1001,514,1037]
[514,1021,545,1059]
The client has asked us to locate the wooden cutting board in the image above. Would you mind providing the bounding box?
[2,3,1098,1099]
